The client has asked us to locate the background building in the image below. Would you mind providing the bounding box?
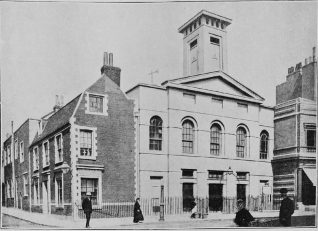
[127,10,274,212]
[273,48,317,210]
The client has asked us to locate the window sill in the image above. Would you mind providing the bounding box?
[79,156,96,160]
[86,111,107,116]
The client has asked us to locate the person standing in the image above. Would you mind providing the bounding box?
[279,188,294,226]
[234,199,254,227]
[82,192,93,228]
[133,198,144,223]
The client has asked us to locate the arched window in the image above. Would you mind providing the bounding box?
[182,120,195,153]
[236,127,247,158]
[210,124,222,155]
[260,131,269,159]
[149,116,163,151]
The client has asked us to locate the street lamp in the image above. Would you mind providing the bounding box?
[56,161,70,174]
[159,182,164,221]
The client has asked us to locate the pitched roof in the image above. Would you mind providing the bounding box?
[31,94,81,145]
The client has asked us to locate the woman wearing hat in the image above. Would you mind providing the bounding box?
[279,188,294,226]
[133,198,144,223]
[82,192,93,228]
[234,199,254,227]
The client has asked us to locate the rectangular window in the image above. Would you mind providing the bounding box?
[212,97,223,108]
[43,141,49,167]
[81,178,98,205]
[3,149,7,166]
[210,36,220,44]
[55,134,63,163]
[23,174,28,196]
[306,126,316,152]
[14,140,18,159]
[20,141,24,162]
[80,130,92,156]
[89,95,104,113]
[237,102,248,112]
[34,180,39,204]
[183,93,196,103]
[236,172,248,180]
[208,170,223,180]
[190,39,197,49]
[56,178,63,206]
[33,147,39,171]
[182,169,194,177]
[7,146,11,164]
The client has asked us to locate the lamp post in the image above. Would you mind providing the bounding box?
[159,184,164,221]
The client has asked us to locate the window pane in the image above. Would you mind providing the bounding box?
[182,120,194,153]
[80,130,92,156]
[149,117,163,151]
[89,95,103,113]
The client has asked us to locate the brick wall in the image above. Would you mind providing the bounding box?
[74,76,136,202]
[276,71,302,104]
[274,116,296,151]
[301,62,316,101]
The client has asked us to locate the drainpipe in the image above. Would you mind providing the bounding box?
[28,150,31,212]
[11,121,16,208]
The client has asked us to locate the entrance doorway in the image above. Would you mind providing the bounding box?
[42,181,49,214]
[209,184,223,211]
[182,183,194,212]
[237,184,246,201]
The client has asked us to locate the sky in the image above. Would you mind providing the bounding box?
[1,1,317,137]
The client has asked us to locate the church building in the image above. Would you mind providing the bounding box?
[126,10,274,212]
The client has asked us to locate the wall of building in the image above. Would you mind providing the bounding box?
[129,85,274,200]
[73,76,136,202]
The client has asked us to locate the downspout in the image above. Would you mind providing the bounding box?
[28,150,31,212]
[167,89,170,198]
[11,121,16,208]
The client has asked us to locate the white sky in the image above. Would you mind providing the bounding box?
[1,1,317,137]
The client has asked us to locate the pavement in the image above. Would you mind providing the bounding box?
[2,206,316,229]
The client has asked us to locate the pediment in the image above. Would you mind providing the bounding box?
[164,71,264,101]
[181,76,250,97]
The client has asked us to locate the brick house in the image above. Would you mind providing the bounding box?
[2,53,136,217]
[273,48,317,210]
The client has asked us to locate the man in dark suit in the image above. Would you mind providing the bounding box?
[82,192,93,228]
[279,188,294,226]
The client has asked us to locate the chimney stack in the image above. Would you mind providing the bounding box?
[53,95,62,113]
[100,52,121,86]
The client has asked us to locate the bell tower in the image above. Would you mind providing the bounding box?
[178,10,232,76]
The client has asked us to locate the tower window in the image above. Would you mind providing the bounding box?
[206,18,209,24]
[190,39,197,49]
[210,36,220,45]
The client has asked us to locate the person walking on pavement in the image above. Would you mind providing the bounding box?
[82,192,93,228]
[279,188,294,226]
[234,199,254,227]
[133,198,144,223]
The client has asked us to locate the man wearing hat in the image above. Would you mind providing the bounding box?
[279,188,294,226]
[82,192,93,228]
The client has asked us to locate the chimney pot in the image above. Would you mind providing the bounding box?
[109,53,113,66]
[305,58,308,65]
[103,52,109,66]
[313,47,316,61]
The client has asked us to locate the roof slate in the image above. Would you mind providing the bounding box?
[31,94,81,145]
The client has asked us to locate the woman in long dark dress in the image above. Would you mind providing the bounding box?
[133,198,144,223]
[234,199,254,227]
